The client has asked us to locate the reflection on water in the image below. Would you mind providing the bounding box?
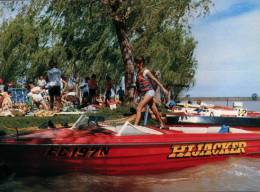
[1,158,260,192]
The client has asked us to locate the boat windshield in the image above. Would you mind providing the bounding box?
[104,121,163,136]
[71,114,90,129]
[71,114,163,136]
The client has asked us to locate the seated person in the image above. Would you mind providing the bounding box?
[63,91,80,106]
[27,82,48,110]
[37,75,47,89]
[0,86,12,112]
[0,93,4,109]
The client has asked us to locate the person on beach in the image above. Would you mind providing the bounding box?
[47,62,62,111]
[88,74,98,104]
[0,85,12,113]
[37,76,47,89]
[0,78,4,93]
[117,86,125,102]
[105,75,112,106]
[134,56,169,129]
[27,82,48,110]
[80,77,90,106]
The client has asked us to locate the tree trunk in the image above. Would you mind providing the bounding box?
[113,20,135,99]
[104,0,135,99]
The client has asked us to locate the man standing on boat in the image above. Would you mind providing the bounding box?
[134,56,169,128]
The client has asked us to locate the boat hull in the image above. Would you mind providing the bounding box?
[1,135,260,175]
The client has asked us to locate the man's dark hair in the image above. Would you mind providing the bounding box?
[61,75,67,81]
[106,75,111,81]
[49,57,58,68]
[134,56,145,64]
[3,85,8,92]
[91,74,96,79]
[25,81,34,90]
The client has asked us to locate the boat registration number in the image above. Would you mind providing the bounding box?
[46,146,109,158]
[168,141,246,158]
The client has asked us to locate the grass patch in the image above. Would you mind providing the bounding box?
[0,106,131,135]
[0,115,80,129]
[0,106,163,135]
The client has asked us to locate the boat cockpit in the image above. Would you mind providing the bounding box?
[71,114,163,136]
[72,114,254,136]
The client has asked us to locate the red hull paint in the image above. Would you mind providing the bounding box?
[1,128,260,175]
[247,112,260,117]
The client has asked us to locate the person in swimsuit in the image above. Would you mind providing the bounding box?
[134,56,169,128]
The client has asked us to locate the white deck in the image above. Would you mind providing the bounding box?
[169,126,252,134]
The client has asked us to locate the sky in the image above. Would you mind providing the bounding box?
[186,0,260,97]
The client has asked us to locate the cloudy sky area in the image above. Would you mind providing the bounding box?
[186,0,260,97]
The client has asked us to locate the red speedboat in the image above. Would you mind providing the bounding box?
[1,115,260,176]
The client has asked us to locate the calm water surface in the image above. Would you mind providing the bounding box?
[2,159,260,192]
[1,101,260,192]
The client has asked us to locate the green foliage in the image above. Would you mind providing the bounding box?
[0,115,79,129]
[0,0,212,95]
[126,0,212,96]
[0,108,129,135]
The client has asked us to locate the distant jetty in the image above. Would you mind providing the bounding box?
[181,97,257,101]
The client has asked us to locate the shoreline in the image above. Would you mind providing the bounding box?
[180,97,258,102]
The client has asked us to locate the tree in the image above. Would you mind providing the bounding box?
[0,0,212,97]
[0,0,50,82]
[102,0,136,98]
[102,0,212,98]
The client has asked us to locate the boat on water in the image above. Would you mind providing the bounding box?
[166,115,260,130]
[170,101,260,118]
[166,101,260,129]
[1,115,260,176]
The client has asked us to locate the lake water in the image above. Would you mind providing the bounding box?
[1,101,260,192]
[2,158,260,192]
